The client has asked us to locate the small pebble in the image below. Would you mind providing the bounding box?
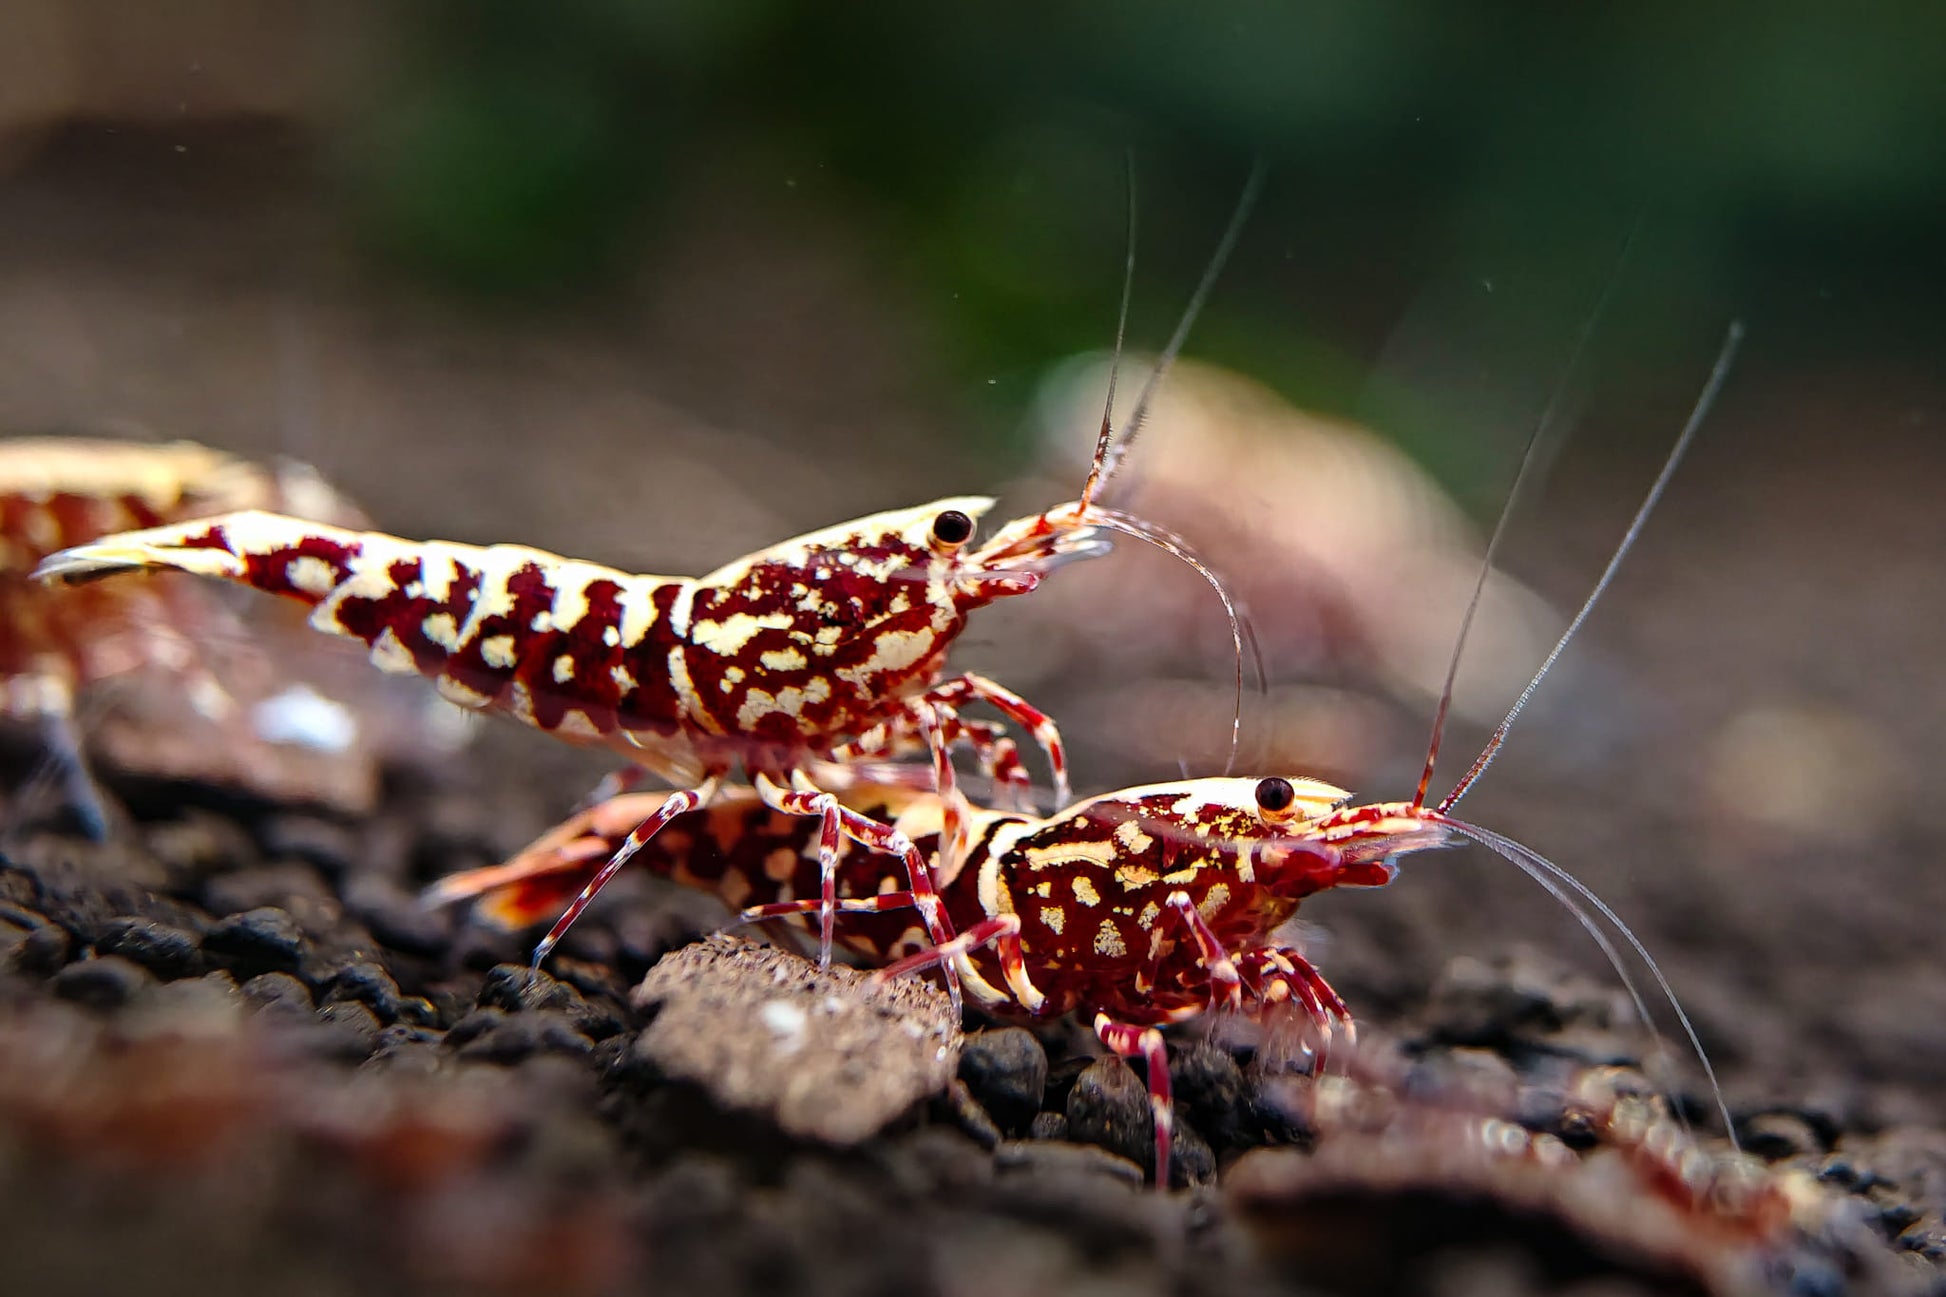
[203,864,334,917]
[343,875,452,956]
[204,907,307,973]
[1029,1111,1070,1142]
[13,922,73,975]
[1168,1042,1243,1150]
[52,955,156,1010]
[307,999,383,1058]
[241,971,315,1018]
[445,1008,510,1048]
[454,1010,593,1064]
[993,1139,1144,1187]
[1167,1120,1216,1189]
[96,917,204,979]
[933,1078,1002,1150]
[1740,1111,1824,1161]
[959,1028,1048,1134]
[479,963,575,1013]
[1067,1058,1154,1174]
[258,816,360,875]
[324,960,406,1023]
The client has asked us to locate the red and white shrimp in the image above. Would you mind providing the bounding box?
[0,436,373,828]
[32,172,1267,1007]
[432,322,1748,1186]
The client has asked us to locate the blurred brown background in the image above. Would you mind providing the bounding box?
[0,1,1940,1119]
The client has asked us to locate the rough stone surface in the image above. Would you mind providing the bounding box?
[959,1027,1048,1133]
[628,935,961,1144]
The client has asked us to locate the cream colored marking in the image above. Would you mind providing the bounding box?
[760,647,807,672]
[416,547,461,603]
[422,612,460,651]
[734,678,831,730]
[976,846,1015,920]
[1094,919,1127,959]
[552,655,576,684]
[814,626,844,647]
[1163,865,1204,885]
[1138,900,1160,930]
[795,589,829,614]
[24,509,59,551]
[1040,906,1065,935]
[1236,853,1256,885]
[1071,876,1101,908]
[509,679,537,724]
[1114,821,1153,854]
[1199,883,1231,918]
[556,710,601,739]
[1023,839,1118,871]
[481,635,518,669]
[1115,863,1160,890]
[313,536,416,623]
[403,581,426,600]
[450,559,513,647]
[367,627,415,676]
[435,676,491,708]
[725,666,745,684]
[286,555,339,597]
[693,611,793,657]
[615,577,671,647]
[667,583,696,638]
[836,627,935,686]
[611,664,636,691]
[545,560,625,630]
[762,848,797,883]
[529,610,553,633]
[1034,881,1052,898]
[668,648,716,732]
[602,625,621,647]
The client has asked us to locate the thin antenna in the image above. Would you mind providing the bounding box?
[1434,813,1738,1147]
[1088,159,1267,503]
[1078,151,1140,514]
[1413,222,1643,809]
[1438,320,1745,813]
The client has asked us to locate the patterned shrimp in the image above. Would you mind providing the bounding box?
[0,436,370,828]
[426,767,1709,1190]
[32,172,1267,1006]
[434,323,1747,1185]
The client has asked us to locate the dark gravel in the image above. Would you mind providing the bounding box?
[2,771,1928,1297]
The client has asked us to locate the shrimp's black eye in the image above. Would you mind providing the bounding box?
[1254,777,1297,814]
[931,509,975,546]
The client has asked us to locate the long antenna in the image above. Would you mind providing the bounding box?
[1077,151,1140,514]
[1438,320,1745,813]
[1085,159,1267,506]
[1413,222,1642,809]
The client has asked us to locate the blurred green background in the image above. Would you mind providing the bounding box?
[334,1,1946,493]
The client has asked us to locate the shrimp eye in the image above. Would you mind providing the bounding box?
[930,509,975,547]
[1254,777,1297,814]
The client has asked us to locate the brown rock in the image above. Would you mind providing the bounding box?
[628,935,960,1145]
